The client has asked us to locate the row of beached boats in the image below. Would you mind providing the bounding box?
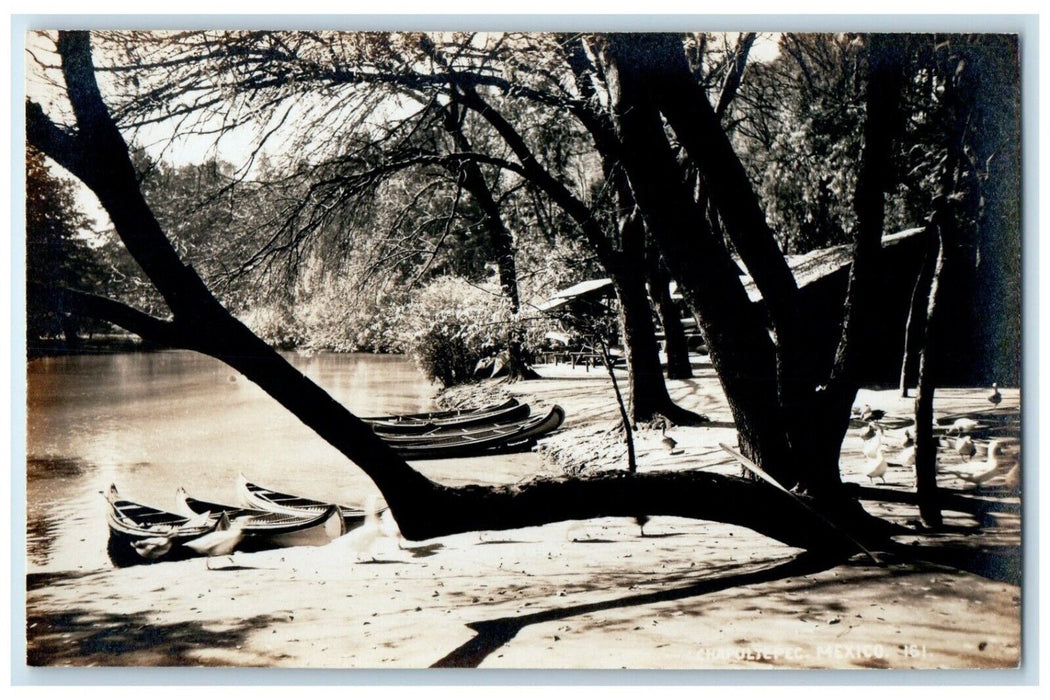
[364,399,564,459]
[106,476,369,567]
[106,400,565,566]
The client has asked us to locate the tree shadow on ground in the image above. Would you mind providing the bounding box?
[431,536,1020,669]
[404,543,444,558]
[935,407,1021,440]
[886,543,1021,586]
[430,551,836,668]
[26,608,278,666]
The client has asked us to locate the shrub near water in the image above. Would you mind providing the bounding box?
[400,276,518,387]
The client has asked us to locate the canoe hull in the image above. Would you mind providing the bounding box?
[105,485,222,567]
[237,475,367,533]
[176,491,346,547]
[390,405,565,460]
[368,401,531,435]
[361,398,518,423]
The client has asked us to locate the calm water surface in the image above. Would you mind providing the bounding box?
[26,350,501,572]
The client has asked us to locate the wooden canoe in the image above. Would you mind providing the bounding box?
[105,484,223,566]
[361,398,519,423]
[236,475,369,530]
[389,405,565,459]
[175,488,345,547]
[367,400,531,435]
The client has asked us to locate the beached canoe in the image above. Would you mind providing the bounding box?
[236,475,369,530]
[105,484,223,566]
[377,405,553,444]
[175,488,345,548]
[367,400,531,435]
[361,398,519,424]
[389,404,565,459]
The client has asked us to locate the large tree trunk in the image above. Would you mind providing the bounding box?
[599,35,795,485]
[451,80,702,424]
[631,34,811,428]
[804,34,908,492]
[647,247,693,380]
[608,205,695,424]
[898,235,936,397]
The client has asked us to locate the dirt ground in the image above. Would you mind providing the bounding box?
[24,360,1022,670]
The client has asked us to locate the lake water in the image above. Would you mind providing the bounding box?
[25,350,540,573]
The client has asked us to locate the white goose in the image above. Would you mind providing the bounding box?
[132,535,174,561]
[955,435,976,461]
[184,513,247,569]
[946,418,980,435]
[336,496,392,562]
[941,440,1015,487]
[1003,463,1021,491]
[862,426,883,459]
[865,449,888,484]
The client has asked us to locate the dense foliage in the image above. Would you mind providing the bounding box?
[25,146,105,346]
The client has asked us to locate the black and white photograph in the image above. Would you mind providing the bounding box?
[21,25,1025,671]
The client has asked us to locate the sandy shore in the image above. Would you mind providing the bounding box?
[25,361,1022,669]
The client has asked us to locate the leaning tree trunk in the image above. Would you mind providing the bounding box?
[805,34,908,494]
[600,35,795,485]
[898,227,938,396]
[912,226,946,529]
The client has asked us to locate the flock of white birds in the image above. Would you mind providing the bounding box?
[855,384,1018,489]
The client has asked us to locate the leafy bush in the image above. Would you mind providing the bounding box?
[398,276,521,387]
[239,304,305,350]
[294,270,410,354]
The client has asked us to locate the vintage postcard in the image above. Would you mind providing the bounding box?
[23,26,1024,672]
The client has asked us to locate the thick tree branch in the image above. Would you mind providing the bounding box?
[715,32,757,119]
[25,102,83,177]
[57,287,183,347]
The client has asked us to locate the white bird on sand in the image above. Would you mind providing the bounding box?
[379,508,405,549]
[984,440,1015,472]
[338,496,392,562]
[132,535,173,561]
[897,445,917,467]
[988,382,1002,406]
[954,435,977,461]
[865,449,888,484]
[941,440,1015,487]
[862,426,883,459]
[857,422,878,441]
[184,513,247,569]
[947,418,980,435]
